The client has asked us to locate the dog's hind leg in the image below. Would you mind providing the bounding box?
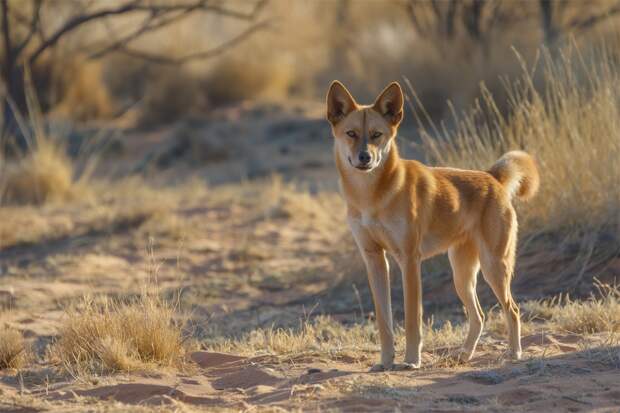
[478,211,522,360]
[449,239,484,361]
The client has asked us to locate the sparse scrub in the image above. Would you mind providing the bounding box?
[536,283,620,334]
[51,294,187,376]
[54,60,114,122]
[207,316,465,363]
[0,326,28,370]
[204,51,295,106]
[208,283,618,363]
[486,282,619,338]
[139,66,207,127]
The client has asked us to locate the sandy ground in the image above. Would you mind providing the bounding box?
[1,333,619,411]
[1,101,619,412]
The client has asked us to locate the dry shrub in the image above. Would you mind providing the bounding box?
[53,59,114,121]
[486,282,619,337]
[139,66,207,126]
[0,326,28,370]
[51,294,187,376]
[537,283,619,334]
[204,52,295,106]
[1,140,76,205]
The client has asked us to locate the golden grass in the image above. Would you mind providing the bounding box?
[208,282,619,364]
[204,51,295,106]
[260,175,345,233]
[0,177,175,249]
[53,59,114,121]
[1,140,77,205]
[0,326,28,370]
[528,282,620,334]
[486,282,619,339]
[207,315,465,363]
[51,293,187,376]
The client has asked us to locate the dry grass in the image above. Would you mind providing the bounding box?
[485,282,620,339]
[208,282,619,364]
[0,72,97,207]
[260,175,345,233]
[53,59,114,122]
[51,293,187,376]
[204,51,295,106]
[0,326,28,370]
[0,177,176,249]
[1,140,77,205]
[207,315,465,363]
[139,66,207,126]
[528,282,620,334]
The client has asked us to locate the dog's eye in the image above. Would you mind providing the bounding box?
[371,131,382,139]
[346,130,357,138]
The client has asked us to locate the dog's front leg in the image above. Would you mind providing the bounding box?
[398,254,423,368]
[360,249,395,371]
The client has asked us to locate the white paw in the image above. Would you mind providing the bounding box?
[394,362,420,370]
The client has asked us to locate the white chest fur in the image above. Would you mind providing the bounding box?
[349,211,409,259]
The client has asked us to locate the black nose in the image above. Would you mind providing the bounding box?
[359,151,371,165]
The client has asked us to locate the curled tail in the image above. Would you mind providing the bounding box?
[488,151,540,201]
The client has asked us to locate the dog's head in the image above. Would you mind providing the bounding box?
[326,81,403,173]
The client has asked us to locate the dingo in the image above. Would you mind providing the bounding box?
[326,81,539,371]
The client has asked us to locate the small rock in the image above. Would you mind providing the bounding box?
[307,368,322,375]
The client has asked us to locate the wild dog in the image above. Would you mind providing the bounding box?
[326,81,539,371]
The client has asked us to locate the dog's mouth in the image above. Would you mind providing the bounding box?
[348,157,373,171]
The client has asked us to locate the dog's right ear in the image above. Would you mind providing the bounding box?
[326,81,357,125]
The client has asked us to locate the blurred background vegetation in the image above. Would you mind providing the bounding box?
[0,0,619,306]
[1,0,620,136]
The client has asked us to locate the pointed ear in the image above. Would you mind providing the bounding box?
[326,81,357,125]
[373,82,404,126]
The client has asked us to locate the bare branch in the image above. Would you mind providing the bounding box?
[88,6,201,60]
[568,1,620,32]
[27,0,267,66]
[114,19,270,65]
[28,0,143,65]
[15,0,43,58]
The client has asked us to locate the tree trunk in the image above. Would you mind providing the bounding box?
[539,0,558,44]
[1,0,27,154]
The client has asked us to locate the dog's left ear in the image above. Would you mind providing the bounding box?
[373,82,404,126]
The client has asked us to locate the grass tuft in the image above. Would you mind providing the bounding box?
[0,326,28,370]
[1,140,76,205]
[51,293,187,376]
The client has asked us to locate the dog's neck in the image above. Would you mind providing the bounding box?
[335,139,404,212]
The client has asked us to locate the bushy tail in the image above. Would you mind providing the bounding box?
[488,151,540,201]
